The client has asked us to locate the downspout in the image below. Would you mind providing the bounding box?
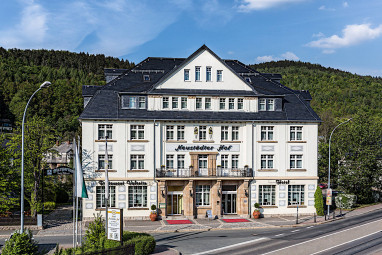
[249,121,256,217]
[153,120,157,210]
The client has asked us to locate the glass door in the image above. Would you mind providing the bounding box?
[167,192,183,215]
[222,192,237,214]
[198,155,208,176]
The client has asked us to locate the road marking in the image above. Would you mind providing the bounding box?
[275,234,284,237]
[306,226,314,229]
[310,230,382,255]
[291,230,300,232]
[193,237,268,255]
[260,218,382,255]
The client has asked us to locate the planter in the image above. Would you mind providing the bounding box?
[150,213,157,221]
[252,210,261,219]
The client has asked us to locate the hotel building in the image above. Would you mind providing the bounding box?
[79,45,320,220]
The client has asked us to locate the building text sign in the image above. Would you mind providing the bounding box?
[167,144,240,152]
[107,209,123,242]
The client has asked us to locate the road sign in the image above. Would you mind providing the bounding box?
[326,188,332,197]
[45,166,74,176]
[326,196,332,205]
[107,209,123,242]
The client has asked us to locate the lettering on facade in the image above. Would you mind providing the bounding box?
[98,180,147,186]
[174,144,234,152]
[276,180,290,185]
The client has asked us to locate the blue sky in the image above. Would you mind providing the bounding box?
[1,0,382,76]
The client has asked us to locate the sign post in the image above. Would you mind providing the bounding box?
[107,208,123,244]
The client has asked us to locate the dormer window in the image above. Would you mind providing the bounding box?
[121,95,146,109]
[206,67,212,81]
[259,99,266,111]
[245,77,251,83]
[163,97,169,109]
[217,70,223,82]
[195,66,201,81]
[143,75,150,82]
[184,69,190,81]
[259,98,276,111]
[267,99,275,111]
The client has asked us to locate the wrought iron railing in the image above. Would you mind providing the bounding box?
[156,167,253,178]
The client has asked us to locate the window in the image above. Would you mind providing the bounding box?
[98,154,113,169]
[221,155,229,169]
[206,67,211,81]
[163,97,169,109]
[229,98,235,110]
[259,99,266,111]
[195,185,210,206]
[199,126,207,140]
[128,97,137,108]
[205,98,211,110]
[232,155,239,169]
[138,97,146,109]
[238,98,243,110]
[261,155,274,169]
[290,155,303,169]
[184,69,190,81]
[128,186,147,208]
[196,98,203,109]
[98,124,112,140]
[232,126,239,141]
[198,155,208,169]
[195,66,201,81]
[172,97,178,109]
[181,97,188,109]
[267,99,275,111]
[177,155,185,169]
[245,77,251,83]
[221,126,229,141]
[177,126,185,140]
[288,185,305,205]
[96,186,115,208]
[166,125,174,140]
[219,98,226,110]
[259,185,276,206]
[130,125,144,140]
[290,126,303,141]
[131,155,144,170]
[261,126,274,141]
[143,75,150,81]
[217,70,223,82]
[166,155,174,169]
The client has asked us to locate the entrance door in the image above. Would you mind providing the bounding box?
[167,192,183,215]
[198,155,208,176]
[222,192,237,214]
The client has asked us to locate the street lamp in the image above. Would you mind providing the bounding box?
[327,118,352,217]
[20,81,51,233]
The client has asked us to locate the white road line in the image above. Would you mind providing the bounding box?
[275,234,284,237]
[306,226,314,229]
[260,218,382,255]
[291,230,300,232]
[193,237,268,255]
[310,230,381,255]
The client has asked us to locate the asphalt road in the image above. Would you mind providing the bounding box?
[152,209,382,255]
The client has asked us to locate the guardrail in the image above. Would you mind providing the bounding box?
[156,168,253,178]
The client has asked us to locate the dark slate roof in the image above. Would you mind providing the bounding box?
[80,45,320,122]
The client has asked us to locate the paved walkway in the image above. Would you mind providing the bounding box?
[1,203,381,255]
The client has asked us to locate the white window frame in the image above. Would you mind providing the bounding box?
[290,155,303,169]
[229,98,235,110]
[195,66,201,81]
[232,155,239,169]
[177,126,185,140]
[166,125,174,140]
[128,186,147,208]
[217,70,223,82]
[181,97,188,109]
[98,154,113,170]
[221,126,229,141]
[267,99,275,111]
[261,126,274,141]
[206,66,212,81]
[205,97,211,110]
[237,98,243,110]
[261,155,274,169]
[195,185,210,206]
[138,97,146,109]
[221,154,229,169]
[232,126,239,141]
[199,126,207,140]
[162,97,169,109]
[96,186,116,208]
[184,69,190,81]
[219,98,226,110]
[259,185,276,206]
[259,99,266,111]
[288,185,305,206]
[130,154,145,170]
[177,155,185,169]
[290,126,303,141]
[196,97,203,109]
[166,155,174,169]
[131,125,144,140]
[98,124,112,140]
[172,97,179,109]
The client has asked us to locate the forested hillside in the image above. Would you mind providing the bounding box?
[252,61,382,137]
[0,47,134,138]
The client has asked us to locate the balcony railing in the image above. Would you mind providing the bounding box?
[156,167,253,178]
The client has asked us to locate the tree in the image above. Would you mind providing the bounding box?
[7,116,55,216]
[1,229,39,255]
[314,186,324,216]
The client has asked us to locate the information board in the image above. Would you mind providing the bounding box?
[107,209,123,242]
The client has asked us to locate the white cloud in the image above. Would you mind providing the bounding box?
[307,23,382,53]
[237,0,304,12]
[343,2,349,8]
[256,51,300,63]
[0,0,184,57]
[319,5,335,11]
[312,32,325,38]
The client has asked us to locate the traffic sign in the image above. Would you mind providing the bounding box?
[326,196,332,205]
[45,166,74,176]
[326,188,332,197]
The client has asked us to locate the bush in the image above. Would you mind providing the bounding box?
[83,213,106,251]
[44,201,56,211]
[335,194,357,209]
[126,235,156,255]
[2,229,39,255]
[314,186,324,216]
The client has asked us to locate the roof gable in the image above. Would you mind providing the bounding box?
[151,45,257,93]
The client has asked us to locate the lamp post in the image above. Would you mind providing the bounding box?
[327,118,352,217]
[21,81,51,233]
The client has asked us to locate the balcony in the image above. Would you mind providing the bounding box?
[156,167,253,178]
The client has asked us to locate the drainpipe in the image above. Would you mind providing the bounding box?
[249,121,256,217]
[153,120,158,210]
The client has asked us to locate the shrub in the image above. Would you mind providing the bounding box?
[83,213,106,251]
[2,229,39,255]
[126,235,156,255]
[44,201,56,211]
[335,194,357,209]
[314,186,324,216]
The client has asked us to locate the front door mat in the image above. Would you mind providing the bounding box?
[166,220,193,225]
[222,219,250,223]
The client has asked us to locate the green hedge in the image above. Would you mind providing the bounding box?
[44,201,56,211]
[126,235,156,255]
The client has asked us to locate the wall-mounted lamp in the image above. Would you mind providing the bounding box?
[245,190,249,197]
[190,190,193,197]
[161,190,165,197]
[218,190,221,197]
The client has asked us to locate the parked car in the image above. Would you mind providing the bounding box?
[319,183,328,189]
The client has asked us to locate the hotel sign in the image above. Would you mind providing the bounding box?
[167,144,240,152]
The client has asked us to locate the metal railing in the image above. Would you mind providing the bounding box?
[156,168,253,178]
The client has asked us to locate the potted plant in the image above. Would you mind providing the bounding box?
[150,204,157,221]
[253,203,261,219]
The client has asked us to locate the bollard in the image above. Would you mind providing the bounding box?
[333,210,335,220]
[296,205,299,224]
[325,214,327,221]
[340,207,342,217]
[314,213,316,223]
